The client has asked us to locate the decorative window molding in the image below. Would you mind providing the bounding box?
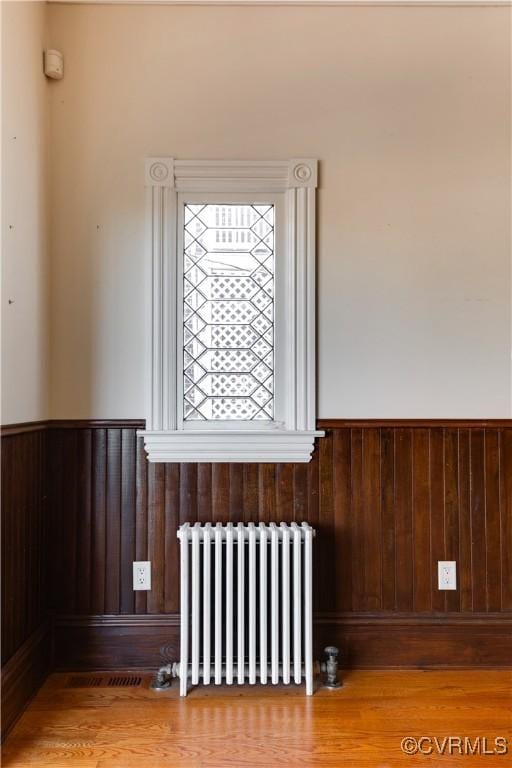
[140,158,323,463]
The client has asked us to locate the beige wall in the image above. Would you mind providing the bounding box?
[45,4,511,418]
[2,1,49,423]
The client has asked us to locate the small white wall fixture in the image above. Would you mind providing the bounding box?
[140,158,323,463]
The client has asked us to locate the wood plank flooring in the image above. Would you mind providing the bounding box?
[2,670,511,767]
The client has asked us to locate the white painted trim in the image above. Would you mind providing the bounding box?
[142,158,323,463]
[140,429,323,462]
[144,159,319,191]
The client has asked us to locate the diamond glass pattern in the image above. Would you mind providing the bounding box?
[183,204,274,421]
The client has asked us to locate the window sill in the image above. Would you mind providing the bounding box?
[139,429,324,463]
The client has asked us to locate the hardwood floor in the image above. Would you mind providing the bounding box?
[2,670,511,767]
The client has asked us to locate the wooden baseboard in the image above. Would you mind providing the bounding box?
[53,614,180,670]
[316,613,512,668]
[53,613,512,671]
[1,623,51,741]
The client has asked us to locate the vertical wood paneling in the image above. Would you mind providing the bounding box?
[228,465,243,521]
[36,421,512,622]
[444,429,460,612]
[430,429,446,612]
[350,430,364,611]
[484,430,501,612]
[14,437,24,641]
[242,465,258,521]
[50,433,62,613]
[1,426,49,740]
[258,464,275,522]
[458,430,472,612]
[164,464,180,614]
[380,428,396,611]
[135,436,148,614]
[276,464,294,521]
[120,429,136,614]
[2,440,12,654]
[197,465,212,523]
[394,430,413,611]
[21,436,29,643]
[91,429,107,614]
[105,430,122,614]
[212,464,229,523]
[1,430,46,664]
[362,429,382,610]
[332,430,351,611]
[292,463,307,522]
[147,463,165,613]
[318,431,334,612]
[61,431,78,614]
[306,446,319,529]
[470,430,487,612]
[412,429,431,612]
[500,430,512,611]
[180,465,197,523]
[76,430,92,614]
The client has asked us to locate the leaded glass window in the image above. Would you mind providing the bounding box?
[183,204,275,421]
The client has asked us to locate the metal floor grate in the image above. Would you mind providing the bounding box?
[66,675,143,688]
[107,675,143,687]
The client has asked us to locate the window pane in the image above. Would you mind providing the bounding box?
[183,203,274,421]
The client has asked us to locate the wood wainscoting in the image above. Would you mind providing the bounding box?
[45,420,512,669]
[1,425,49,738]
[2,418,512,736]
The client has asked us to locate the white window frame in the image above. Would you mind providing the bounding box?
[140,158,323,463]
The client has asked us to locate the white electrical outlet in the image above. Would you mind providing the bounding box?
[133,561,151,591]
[438,561,456,590]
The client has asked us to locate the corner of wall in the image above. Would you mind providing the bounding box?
[1,0,51,425]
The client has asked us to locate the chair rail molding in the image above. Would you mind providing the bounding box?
[140,158,323,463]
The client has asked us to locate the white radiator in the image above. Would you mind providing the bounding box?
[176,521,315,696]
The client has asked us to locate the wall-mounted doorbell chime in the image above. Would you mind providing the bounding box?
[44,49,64,80]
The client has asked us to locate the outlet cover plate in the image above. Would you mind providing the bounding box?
[133,561,151,591]
[438,560,456,590]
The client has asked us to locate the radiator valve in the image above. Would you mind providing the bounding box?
[321,646,341,688]
[151,663,173,691]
